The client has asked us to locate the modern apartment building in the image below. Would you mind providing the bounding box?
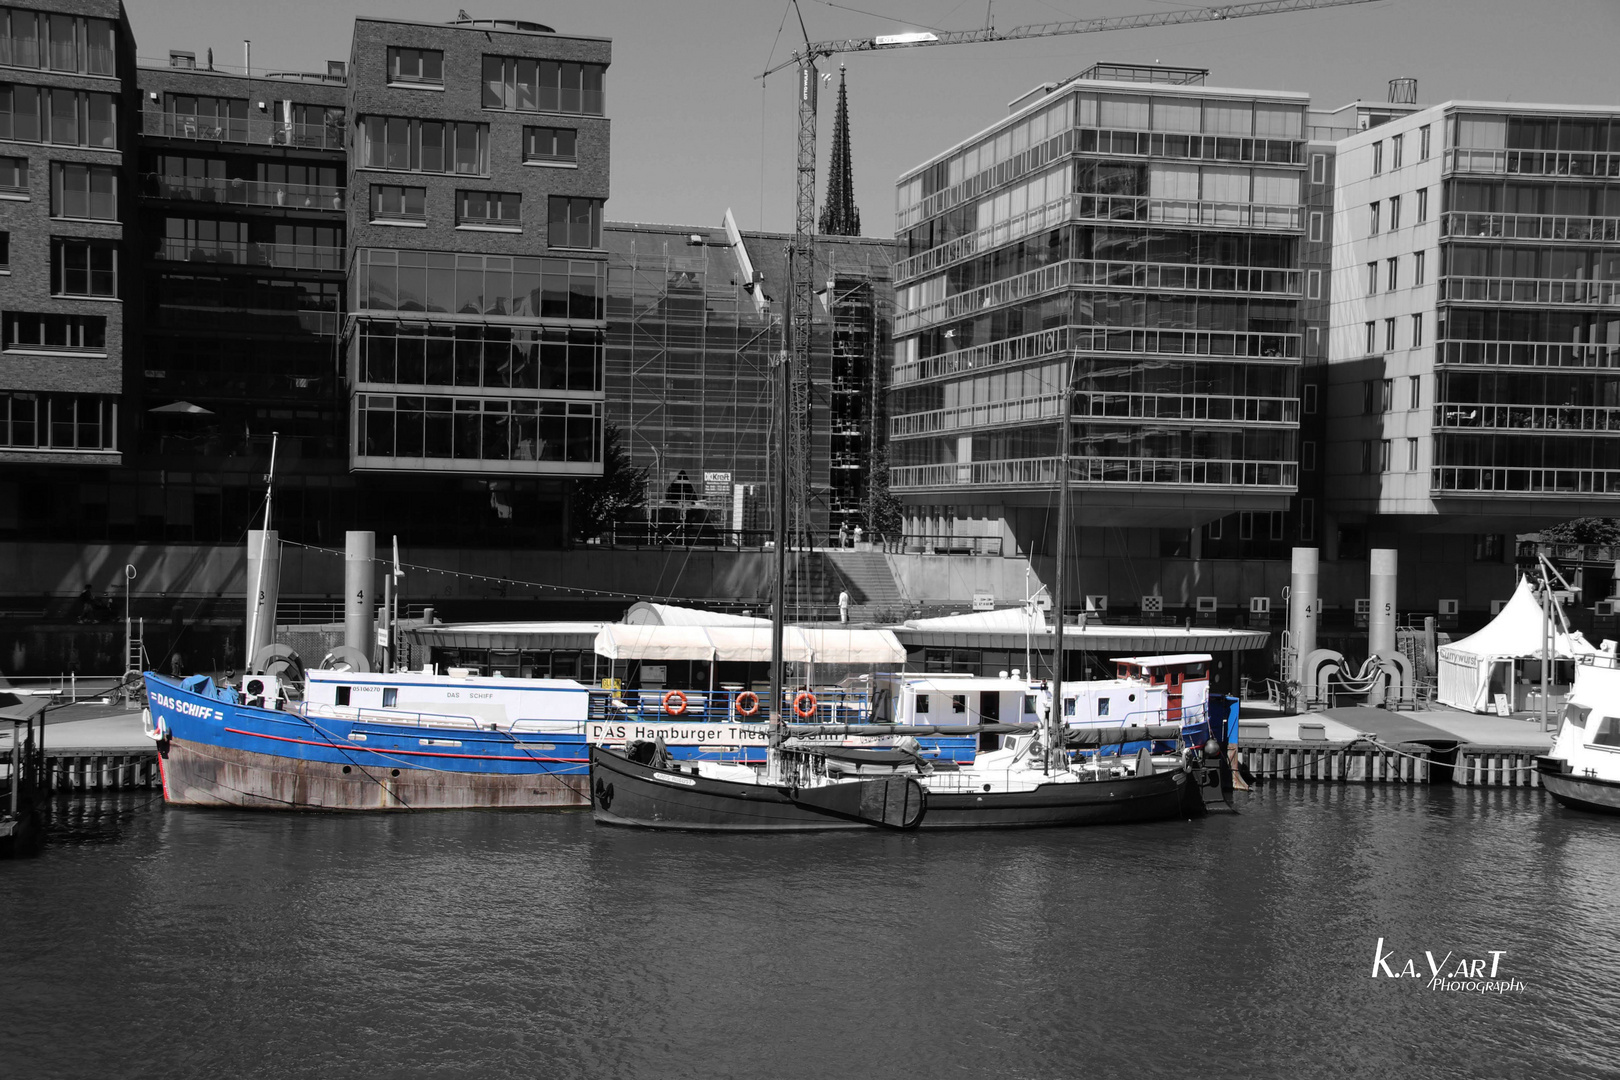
[346,16,611,536]
[889,65,1307,578]
[1325,99,1620,555]
[0,0,136,535]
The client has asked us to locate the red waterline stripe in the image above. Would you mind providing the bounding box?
[223,727,588,763]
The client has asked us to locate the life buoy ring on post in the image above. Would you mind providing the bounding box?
[793,691,818,718]
[735,691,760,718]
[662,690,688,716]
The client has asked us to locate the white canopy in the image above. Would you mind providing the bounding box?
[621,602,768,627]
[593,624,906,665]
[1436,577,1599,712]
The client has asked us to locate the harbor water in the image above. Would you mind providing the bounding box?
[4,786,1619,1079]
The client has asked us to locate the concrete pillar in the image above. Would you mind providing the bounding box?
[344,531,376,655]
[1369,547,1398,658]
[1288,547,1319,686]
[245,529,280,669]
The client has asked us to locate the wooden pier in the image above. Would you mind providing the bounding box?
[40,750,161,792]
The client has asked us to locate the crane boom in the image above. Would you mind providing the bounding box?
[763,0,1382,76]
[766,0,1382,549]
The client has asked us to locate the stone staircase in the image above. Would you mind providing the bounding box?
[777,550,909,624]
[825,550,908,624]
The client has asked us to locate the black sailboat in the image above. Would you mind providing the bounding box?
[589,254,927,832]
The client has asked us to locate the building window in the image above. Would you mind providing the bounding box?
[1239,511,1254,541]
[49,161,116,220]
[1414,249,1425,286]
[371,184,426,222]
[1391,133,1403,169]
[1409,375,1420,409]
[1407,437,1418,471]
[0,84,116,147]
[1300,498,1315,541]
[387,46,443,86]
[1367,261,1378,294]
[1307,269,1321,299]
[3,311,105,350]
[1302,441,1316,471]
[1411,313,1424,348]
[1389,194,1401,230]
[0,391,115,450]
[1308,211,1323,242]
[523,125,577,164]
[1387,257,1398,291]
[356,116,488,175]
[1419,124,1431,160]
[1365,321,1376,354]
[158,216,247,262]
[0,154,25,193]
[50,237,116,296]
[458,190,521,227]
[0,229,7,267]
[1206,516,1222,540]
[1310,153,1325,185]
[1372,140,1383,175]
[481,55,606,116]
[1474,534,1503,562]
[548,196,602,248]
[0,10,116,76]
[1361,440,1373,473]
[1303,383,1318,414]
[1369,202,1380,234]
[1385,318,1397,351]
[1416,187,1428,223]
[353,248,606,320]
[1271,511,1285,541]
[1363,381,1376,414]
[1379,439,1391,472]
[1381,378,1394,411]
[1306,326,1320,357]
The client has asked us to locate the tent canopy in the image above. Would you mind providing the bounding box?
[1438,578,1597,664]
[622,602,767,627]
[594,624,905,665]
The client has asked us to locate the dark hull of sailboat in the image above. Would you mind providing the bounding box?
[1536,759,1620,815]
[588,745,926,831]
[918,767,1198,829]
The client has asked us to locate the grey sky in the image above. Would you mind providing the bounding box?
[127,0,1620,237]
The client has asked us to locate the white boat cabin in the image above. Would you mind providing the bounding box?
[303,668,592,732]
[1103,654,1211,725]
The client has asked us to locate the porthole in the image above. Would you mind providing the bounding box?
[342,765,352,774]
[391,768,400,777]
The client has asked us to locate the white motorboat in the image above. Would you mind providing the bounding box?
[1537,653,1620,814]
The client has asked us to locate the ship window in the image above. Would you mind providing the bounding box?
[1098,698,1111,716]
[1064,697,1075,716]
[1023,695,1036,715]
[336,686,350,706]
[1185,662,1208,678]
[1592,716,1620,747]
[952,694,966,714]
[915,693,929,714]
[382,688,398,708]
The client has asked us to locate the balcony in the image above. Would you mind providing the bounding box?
[1435,402,1620,433]
[1433,465,1620,496]
[891,455,1296,492]
[1440,274,1620,307]
[1437,340,1620,370]
[142,108,344,151]
[152,303,338,336]
[1442,210,1620,244]
[153,238,345,272]
[141,173,345,212]
[1445,147,1620,180]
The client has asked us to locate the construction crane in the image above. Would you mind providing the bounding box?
[760,0,1382,545]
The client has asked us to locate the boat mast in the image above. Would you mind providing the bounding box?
[768,264,791,776]
[1048,360,1071,773]
[245,431,278,674]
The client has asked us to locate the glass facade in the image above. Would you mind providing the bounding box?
[1433,108,1620,498]
[890,84,1305,503]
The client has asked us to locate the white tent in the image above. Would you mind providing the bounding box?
[1436,578,1599,712]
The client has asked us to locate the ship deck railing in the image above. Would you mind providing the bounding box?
[587,688,873,726]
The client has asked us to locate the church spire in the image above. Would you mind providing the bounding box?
[818,66,861,236]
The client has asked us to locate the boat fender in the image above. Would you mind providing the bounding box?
[793,691,818,718]
[735,690,760,717]
[662,690,688,716]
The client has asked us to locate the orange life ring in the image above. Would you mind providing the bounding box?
[735,690,760,717]
[662,690,688,716]
[793,691,818,718]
